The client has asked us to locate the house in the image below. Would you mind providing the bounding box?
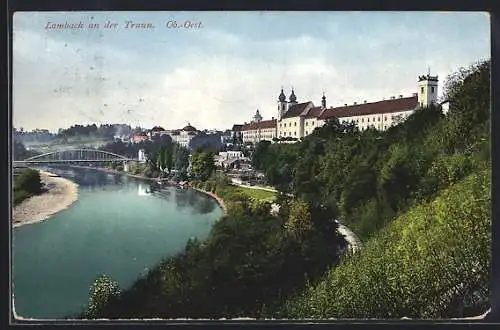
[130,131,149,144]
[236,110,278,144]
[171,123,200,148]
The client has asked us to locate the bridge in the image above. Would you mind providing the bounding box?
[13,149,138,165]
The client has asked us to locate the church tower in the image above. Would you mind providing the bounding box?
[417,73,438,108]
[288,88,298,108]
[253,109,263,123]
[277,88,287,120]
[321,92,327,109]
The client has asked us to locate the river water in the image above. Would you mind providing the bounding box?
[12,165,223,319]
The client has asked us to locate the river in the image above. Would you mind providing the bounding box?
[11,165,223,319]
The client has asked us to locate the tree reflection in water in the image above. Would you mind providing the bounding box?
[174,189,216,215]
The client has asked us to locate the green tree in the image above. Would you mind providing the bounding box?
[86,275,121,318]
[174,144,190,171]
[285,199,312,242]
[191,149,216,181]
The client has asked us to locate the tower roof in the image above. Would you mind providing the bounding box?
[418,74,438,82]
[253,109,263,122]
[182,123,197,132]
[289,88,297,103]
[278,88,286,102]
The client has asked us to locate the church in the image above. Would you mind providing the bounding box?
[238,73,440,144]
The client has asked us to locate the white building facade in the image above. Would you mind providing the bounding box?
[138,149,147,163]
[240,110,277,144]
[275,73,439,139]
[170,124,199,148]
[233,73,440,144]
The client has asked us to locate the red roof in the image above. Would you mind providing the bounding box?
[305,106,325,118]
[282,102,311,119]
[242,119,277,131]
[319,96,418,120]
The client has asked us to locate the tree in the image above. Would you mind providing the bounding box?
[174,144,190,172]
[285,199,313,242]
[156,145,174,174]
[191,149,216,181]
[86,275,121,318]
[252,140,271,169]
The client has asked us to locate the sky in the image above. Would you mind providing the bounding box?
[12,11,490,133]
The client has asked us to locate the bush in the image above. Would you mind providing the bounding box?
[14,168,42,194]
[85,275,121,319]
[13,189,31,206]
[12,168,43,206]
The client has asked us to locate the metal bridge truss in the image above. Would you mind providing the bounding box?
[15,149,137,164]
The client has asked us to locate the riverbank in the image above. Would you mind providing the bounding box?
[190,187,227,215]
[69,165,175,183]
[12,170,79,228]
[69,165,227,214]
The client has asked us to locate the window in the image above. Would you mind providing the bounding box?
[362,118,364,123]
[284,123,286,127]
[305,131,308,135]
[279,123,282,127]
[378,117,380,122]
[312,122,315,125]
[294,131,297,135]
[367,118,370,122]
[431,86,435,93]
[384,116,387,121]
[294,122,297,127]
[421,87,424,93]
[306,122,308,126]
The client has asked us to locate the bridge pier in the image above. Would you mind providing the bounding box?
[123,161,129,172]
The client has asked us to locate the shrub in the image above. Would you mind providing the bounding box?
[85,275,121,319]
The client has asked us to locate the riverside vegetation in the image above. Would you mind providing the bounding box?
[13,168,44,206]
[80,59,490,319]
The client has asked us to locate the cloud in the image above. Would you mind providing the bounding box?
[12,12,490,132]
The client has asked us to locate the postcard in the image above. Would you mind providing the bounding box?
[11,11,492,321]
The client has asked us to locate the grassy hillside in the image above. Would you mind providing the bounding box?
[280,169,490,319]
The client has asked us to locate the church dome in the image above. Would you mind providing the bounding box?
[289,89,297,103]
[151,126,165,132]
[278,88,286,102]
[182,123,197,132]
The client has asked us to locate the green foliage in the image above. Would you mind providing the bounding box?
[285,199,312,241]
[85,275,121,319]
[12,168,43,206]
[254,60,490,243]
[282,170,490,319]
[82,180,345,319]
[191,149,216,181]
